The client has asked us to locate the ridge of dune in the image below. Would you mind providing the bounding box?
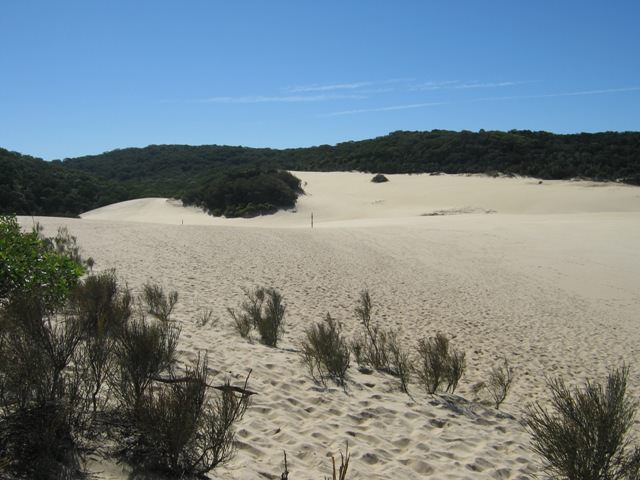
[80,172,640,227]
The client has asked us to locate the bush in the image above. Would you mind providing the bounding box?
[0,215,84,306]
[525,365,639,480]
[350,290,412,393]
[300,314,350,387]
[133,354,251,476]
[486,356,514,409]
[350,290,390,371]
[112,314,180,416]
[0,294,88,479]
[141,282,178,323]
[228,287,286,347]
[415,333,466,394]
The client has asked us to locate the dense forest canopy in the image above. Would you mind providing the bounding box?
[2,130,639,217]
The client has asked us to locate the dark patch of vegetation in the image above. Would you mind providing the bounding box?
[0,148,130,217]
[182,168,303,218]
[371,173,389,183]
[525,365,640,480]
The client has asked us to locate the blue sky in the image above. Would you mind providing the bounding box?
[1,1,639,160]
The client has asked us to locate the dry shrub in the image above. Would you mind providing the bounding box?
[415,333,466,394]
[301,314,350,387]
[112,314,180,416]
[0,293,88,479]
[141,282,178,323]
[525,365,639,480]
[133,354,251,476]
[487,356,514,409]
[228,287,286,347]
[350,290,412,393]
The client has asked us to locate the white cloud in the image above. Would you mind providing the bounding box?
[323,101,446,117]
[287,82,372,93]
[197,94,367,103]
[473,86,640,102]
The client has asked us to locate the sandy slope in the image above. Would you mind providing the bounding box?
[23,173,640,479]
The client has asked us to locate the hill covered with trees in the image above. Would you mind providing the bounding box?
[2,130,639,217]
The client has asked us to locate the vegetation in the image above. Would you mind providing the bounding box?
[228,287,287,347]
[350,290,412,393]
[2,129,640,217]
[182,168,303,218]
[0,221,250,478]
[414,333,466,395]
[525,365,640,480]
[486,356,515,409]
[300,314,351,387]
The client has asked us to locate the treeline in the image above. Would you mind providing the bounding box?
[0,148,131,217]
[63,130,640,185]
[2,130,640,217]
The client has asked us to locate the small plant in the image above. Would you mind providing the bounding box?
[228,287,286,347]
[525,365,639,480]
[446,349,466,394]
[415,333,465,394]
[350,290,413,393]
[300,314,350,387]
[195,308,215,328]
[387,331,412,394]
[327,443,351,480]
[141,282,178,323]
[486,356,514,409]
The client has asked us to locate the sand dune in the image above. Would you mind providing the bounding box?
[23,173,640,479]
[80,172,640,227]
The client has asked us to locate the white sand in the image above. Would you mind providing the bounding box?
[23,173,640,479]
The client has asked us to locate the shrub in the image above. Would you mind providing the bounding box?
[350,290,390,371]
[0,294,88,479]
[350,290,413,393]
[133,354,251,476]
[228,287,286,347]
[525,365,639,480]
[141,282,179,323]
[387,331,412,394]
[415,333,465,394]
[112,314,180,416]
[0,215,84,307]
[300,314,350,387]
[486,356,514,409]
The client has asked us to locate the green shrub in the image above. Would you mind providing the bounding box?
[525,365,639,480]
[300,314,350,387]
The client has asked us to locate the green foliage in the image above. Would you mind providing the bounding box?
[300,314,350,387]
[525,365,640,480]
[0,215,84,306]
[183,168,303,218]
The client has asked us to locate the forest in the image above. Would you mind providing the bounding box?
[2,129,639,217]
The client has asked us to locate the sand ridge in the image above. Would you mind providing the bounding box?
[23,173,640,479]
